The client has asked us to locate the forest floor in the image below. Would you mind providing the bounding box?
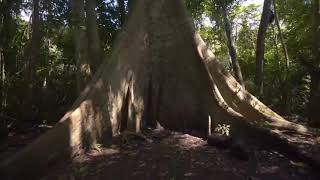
[0,119,319,180]
[46,128,318,180]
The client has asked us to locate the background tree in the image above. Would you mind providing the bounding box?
[86,0,102,73]
[71,0,91,92]
[255,0,273,96]
[272,0,289,68]
[216,0,245,86]
[24,0,42,120]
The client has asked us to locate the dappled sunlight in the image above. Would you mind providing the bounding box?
[132,98,144,133]
[108,76,134,135]
[85,147,120,158]
[43,129,318,180]
[167,133,207,150]
[108,85,124,136]
[64,69,148,155]
[69,107,84,152]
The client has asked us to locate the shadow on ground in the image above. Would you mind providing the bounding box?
[43,128,318,180]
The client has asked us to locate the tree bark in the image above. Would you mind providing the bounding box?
[24,0,42,120]
[0,0,14,116]
[71,0,91,93]
[128,0,135,13]
[118,0,126,26]
[308,0,320,127]
[221,4,245,87]
[255,0,273,96]
[86,0,102,73]
[308,71,320,127]
[0,0,318,179]
[271,25,280,66]
[0,51,4,115]
[195,32,310,135]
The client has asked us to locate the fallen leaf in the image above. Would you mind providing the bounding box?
[184,172,194,176]
[290,161,306,167]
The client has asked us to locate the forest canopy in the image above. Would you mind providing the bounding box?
[0,0,319,179]
[0,0,318,124]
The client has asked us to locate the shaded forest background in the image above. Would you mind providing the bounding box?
[0,0,319,130]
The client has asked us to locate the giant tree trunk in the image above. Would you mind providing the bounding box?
[308,0,320,127]
[308,71,320,127]
[71,0,91,92]
[118,0,126,26]
[255,0,273,96]
[0,0,318,179]
[128,0,135,13]
[221,4,245,87]
[86,0,102,73]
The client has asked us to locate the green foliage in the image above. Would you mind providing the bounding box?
[0,0,317,125]
[186,0,314,116]
[97,0,122,52]
[215,124,231,136]
[0,0,123,122]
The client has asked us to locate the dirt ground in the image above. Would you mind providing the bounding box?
[38,128,319,180]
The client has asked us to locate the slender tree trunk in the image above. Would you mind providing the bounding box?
[271,25,280,66]
[0,0,14,116]
[272,1,291,113]
[273,0,289,68]
[0,51,4,115]
[0,15,3,116]
[71,0,91,93]
[255,0,272,96]
[30,0,41,85]
[86,0,102,73]
[272,25,289,114]
[312,0,320,61]
[39,0,52,121]
[118,0,126,26]
[308,0,320,127]
[25,0,42,120]
[221,4,245,87]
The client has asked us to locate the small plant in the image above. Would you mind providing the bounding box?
[92,143,103,152]
[214,124,231,136]
[72,165,89,178]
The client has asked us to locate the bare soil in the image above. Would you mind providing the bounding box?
[39,128,318,180]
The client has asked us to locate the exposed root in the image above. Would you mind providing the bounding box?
[194,32,318,136]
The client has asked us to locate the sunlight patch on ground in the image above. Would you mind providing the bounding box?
[162,133,206,150]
